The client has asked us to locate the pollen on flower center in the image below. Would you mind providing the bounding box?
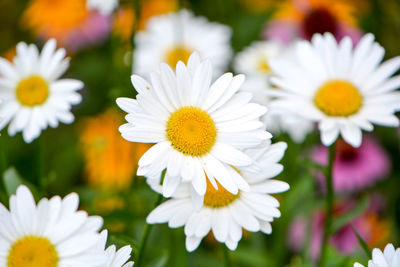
[7,236,59,267]
[314,80,362,116]
[204,178,239,208]
[167,106,217,156]
[16,75,49,107]
[165,46,193,68]
[257,59,271,73]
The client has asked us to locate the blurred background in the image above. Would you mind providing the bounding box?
[1,0,400,266]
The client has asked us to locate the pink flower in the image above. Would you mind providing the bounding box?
[264,20,362,45]
[288,198,390,262]
[63,12,112,52]
[312,136,391,193]
[263,0,363,44]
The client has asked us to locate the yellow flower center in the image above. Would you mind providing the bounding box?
[257,59,271,73]
[204,178,239,208]
[16,75,49,107]
[166,106,217,156]
[7,236,59,267]
[314,80,362,116]
[165,46,192,68]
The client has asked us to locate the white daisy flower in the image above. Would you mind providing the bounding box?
[87,0,119,15]
[116,52,270,197]
[0,39,83,143]
[100,230,134,267]
[0,185,107,267]
[354,244,400,267]
[146,141,289,251]
[234,41,282,80]
[233,40,313,143]
[268,32,400,147]
[133,9,232,78]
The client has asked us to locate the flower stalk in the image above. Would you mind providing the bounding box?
[319,143,336,266]
[37,136,46,187]
[223,245,231,267]
[136,171,165,267]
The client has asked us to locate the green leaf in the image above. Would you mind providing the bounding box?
[144,250,169,267]
[232,247,272,266]
[108,234,139,257]
[325,246,355,267]
[331,197,368,234]
[351,224,371,258]
[2,167,39,200]
[3,167,25,197]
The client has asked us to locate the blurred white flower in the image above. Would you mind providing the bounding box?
[233,40,313,143]
[87,0,119,15]
[133,9,232,78]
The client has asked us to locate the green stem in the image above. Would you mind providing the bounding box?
[0,137,8,202]
[130,0,141,46]
[319,144,336,267]
[136,172,165,267]
[178,0,185,9]
[37,136,46,188]
[223,245,231,267]
[0,136,7,176]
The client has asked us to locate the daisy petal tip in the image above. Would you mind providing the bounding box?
[136,168,146,177]
[322,32,333,39]
[264,131,273,140]
[192,182,206,197]
[16,184,31,196]
[279,141,288,151]
[281,182,290,192]
[320,138,334,147]
[162,187,174,198]
[22,134,36,144]
[146,213,157,224]
[226,185,239,195]
[188,51,201,61]
[48,38,57,45]
[185,237,200,252]
[343,135,362,148]
[240,181,250,192]
[364,32,376,41]
[160,62,174,71]
[116,97,128,108]
[235,73,246,83]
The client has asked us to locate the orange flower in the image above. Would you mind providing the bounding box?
[113,6,135,42]
[22,0,111,51]
[361,212,391,250]
[93,195,126,214]
[112,0,177,41]
[139,0,177,30]
[2,47,16,62]
[80,109,152,190]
